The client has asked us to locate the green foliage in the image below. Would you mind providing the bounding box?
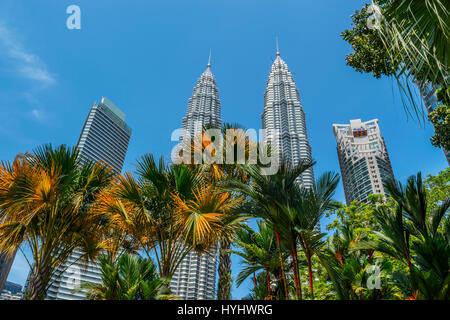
[232,221,282,289]
[342,0,450,120]
[326,194,387,235]
[323,215,403,300]
[78,254,174,300]
[242,272,278,300]
[377,0,450,89]
[424,168,450,211]
[322,171,450,300]
[429,87,450,151]
[341,2,398,78]
[228,162,340,299]
[375,173,449,299]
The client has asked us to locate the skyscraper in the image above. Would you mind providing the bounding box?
[181,54,222,137]
[76,97,132,172]
[333,119,395,205]
[261,46,314,187]
[45,97,132,300]
[170,57,221,300]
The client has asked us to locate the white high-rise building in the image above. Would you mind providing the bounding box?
[333,119,395,205]
[43,97,132,300]
[170,57,221,300]
[261,47,314,187]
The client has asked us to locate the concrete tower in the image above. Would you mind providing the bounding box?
[261,44,314,186]
[333,119,395,205]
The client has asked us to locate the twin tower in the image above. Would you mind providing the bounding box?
[171,48,315,299]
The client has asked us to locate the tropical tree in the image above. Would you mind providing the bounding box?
[227,160,316,299]
[428,87,450,151]
[384,173,450,299]
[242,271,282,300]
[351,173,450,299]
[172,182,247,300]
[172,184,243,249]
[341,2,399,79]
[232,221,283,299]
[320,219,398,300]
[78,253,174,300]
[0,144,114,300]
[424,168,450,211]
[287,171,340,298]
[322,195,411,300]
[182,123,253,300]
[94,154,204,279]
[342,0,450,120]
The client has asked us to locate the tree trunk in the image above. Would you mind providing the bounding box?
[25,263,51,300]
[217,238,232,300]
[305,242,314,299]
[266,270,271,296]
[275,231,288,299]
[405,254,414,274]
[291,238,302,300]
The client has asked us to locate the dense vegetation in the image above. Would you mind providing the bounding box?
[0,143,448,300]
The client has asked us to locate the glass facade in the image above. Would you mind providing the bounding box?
[43,97,131,300]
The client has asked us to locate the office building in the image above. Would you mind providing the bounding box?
[76,97,132,172]
[45,97,132,299]
[261,46,314,187]
[333,119,395,205]
[0,281,23,300]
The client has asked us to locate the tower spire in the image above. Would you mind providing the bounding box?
[207,49,212,68]
[276,37,280,56]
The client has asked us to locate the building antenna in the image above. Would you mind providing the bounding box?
[276,36,280,56]
[208,49,212,67]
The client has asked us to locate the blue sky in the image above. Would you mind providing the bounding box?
[0,0,447,299]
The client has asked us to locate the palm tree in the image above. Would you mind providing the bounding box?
[232,221,284,298]
[289,172,340,298]
[172,182,247,299]
[384,173,450,299]
[78,253,174,300]
[94,154,204,279]
[355,206,413,272]
[243,272,277,300]
[185,123,252,300]
[172,184,243,248]
[353,172,449,299]
[227,160,316,299]
[0,144,114,299]
[319,222,377,300]
[376,0,450,118]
